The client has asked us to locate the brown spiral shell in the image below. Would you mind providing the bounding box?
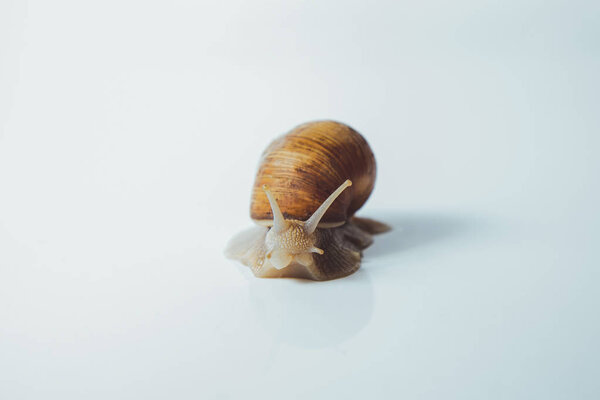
[250,120,376,226]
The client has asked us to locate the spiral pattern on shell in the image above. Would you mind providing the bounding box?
[250,120,376,226]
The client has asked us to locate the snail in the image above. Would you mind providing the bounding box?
[225,120,389,281]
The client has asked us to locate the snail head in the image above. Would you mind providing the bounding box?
[262,180,352,270]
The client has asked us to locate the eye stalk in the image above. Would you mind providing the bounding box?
[304,179,352,234]
[262,184,287,233]
[262,180,352,270]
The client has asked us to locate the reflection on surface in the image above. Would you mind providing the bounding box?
[248,270,373,348]
[246,212,479,348]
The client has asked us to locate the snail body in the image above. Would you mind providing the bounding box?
[225,120,388,281]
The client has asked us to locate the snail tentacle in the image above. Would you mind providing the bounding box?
[304,179,352,234]
[262,185,287,233]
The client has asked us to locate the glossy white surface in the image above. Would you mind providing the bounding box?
[1,0,599,398]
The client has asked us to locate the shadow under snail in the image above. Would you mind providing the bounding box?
[225,120,389,281]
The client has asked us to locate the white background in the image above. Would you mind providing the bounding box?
[1,0,599,399]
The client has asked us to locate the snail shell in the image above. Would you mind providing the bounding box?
[250,120,376,227]
[225,120,389,281]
